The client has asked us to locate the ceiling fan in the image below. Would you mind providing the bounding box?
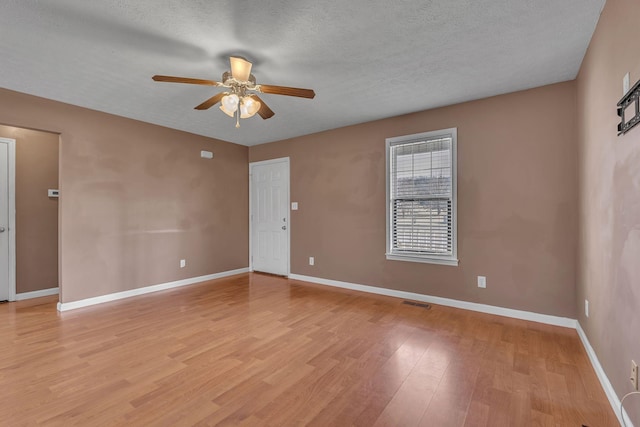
[152,56,315,128]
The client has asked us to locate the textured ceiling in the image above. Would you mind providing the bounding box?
[0,0,605,146]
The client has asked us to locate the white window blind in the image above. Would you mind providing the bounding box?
[386,128,457,266]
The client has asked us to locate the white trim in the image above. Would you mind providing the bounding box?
[249,157,290,276]
[385,253,459,266]
[576,322,631,427]
[385,128,458,266]
[288,274,576,328]
[57,268,249,312]
[0,137,16,301]
[249,157,291,167]
[15,287,59,300]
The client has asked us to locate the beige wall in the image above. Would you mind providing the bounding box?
[0,88,248,303]
[250,81,578,318]
[576,0,640,423]
[0,125,59,294]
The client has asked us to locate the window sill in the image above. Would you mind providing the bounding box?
[385,253,459,266]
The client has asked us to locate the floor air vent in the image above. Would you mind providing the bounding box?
[403,301,431,309]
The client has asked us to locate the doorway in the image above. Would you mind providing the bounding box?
[0,126,59,301]
[249,157,290,276]
[0,137,16,301]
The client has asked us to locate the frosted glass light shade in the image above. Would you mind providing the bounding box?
[220,94,239,116]
[219,105,235,117]
[229,57,252,82]
[240,96,261,118]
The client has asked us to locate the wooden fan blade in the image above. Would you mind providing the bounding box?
[258,84,315,99]
[249,95,275,119]
[152,75,220,86]
[195,93,225,110]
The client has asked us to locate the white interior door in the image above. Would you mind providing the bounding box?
[250,158,289,276]
[0,139,13,301]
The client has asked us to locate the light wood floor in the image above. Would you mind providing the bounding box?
[0,273,617,426]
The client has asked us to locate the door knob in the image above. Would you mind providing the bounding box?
[0,227,5,232]
[282,226,287,230]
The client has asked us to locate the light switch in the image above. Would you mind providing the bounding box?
[291,202,298,210]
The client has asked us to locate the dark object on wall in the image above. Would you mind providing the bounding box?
[618,78,640,135]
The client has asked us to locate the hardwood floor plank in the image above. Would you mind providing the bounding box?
[0,273,619,426]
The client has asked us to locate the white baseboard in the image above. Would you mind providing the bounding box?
[576,322,631,427]
[288,274,577,328]
[15,287,59,301]
[57,268,249,312]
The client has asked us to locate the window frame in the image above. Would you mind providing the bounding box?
[385,128,458,266]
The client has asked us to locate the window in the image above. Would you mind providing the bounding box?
[386,128,458,266]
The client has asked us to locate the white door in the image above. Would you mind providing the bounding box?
[250,158,289,276]
[0,140,11,301]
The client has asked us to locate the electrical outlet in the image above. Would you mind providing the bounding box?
[632,360,638,391]
[309,257,314,266]
[585,299,589,317]
[477,276,486,288]
[180,259,186,268]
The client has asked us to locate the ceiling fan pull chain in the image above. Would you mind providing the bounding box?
[235,108,240,128]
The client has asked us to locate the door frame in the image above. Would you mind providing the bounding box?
[0,137,16,301]
[249,157,290,276]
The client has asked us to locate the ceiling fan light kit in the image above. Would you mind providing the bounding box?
[152,56,315,128]
[220,93,239,117]
[229,56,252,82]
[239,96,260,119]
